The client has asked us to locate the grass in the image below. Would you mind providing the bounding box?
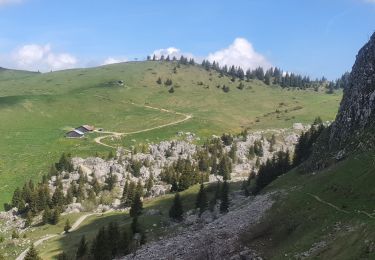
[0,61,341,209]
[240,151,375,259]
[27,181,242,259]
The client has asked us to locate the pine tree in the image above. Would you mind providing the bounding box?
[42,207,51,225]
[125,181,136,207]
[129,193,143,217]
[91,227,111,260]
[209,181,221,212]
[76,235,88,259]
[121,230,130,255]
[51,209,60,225]
[131,216,141,234]
[169,193,183,221]
[11,187,22,208]
[107,222,121,257]
[64,219,71,233]
[195,183,208,215]
[146,174,154,196]
[52,185,65,209]
[24,244,41,260]
[25,211,33,227]
[220,181,229,213]
[91,176,101,195]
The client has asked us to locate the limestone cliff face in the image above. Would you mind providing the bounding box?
[329,32,375,151]
[306,33,375,171]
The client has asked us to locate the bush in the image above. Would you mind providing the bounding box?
[12,230,19,239]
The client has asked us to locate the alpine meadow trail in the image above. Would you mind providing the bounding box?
[94,101,193,149]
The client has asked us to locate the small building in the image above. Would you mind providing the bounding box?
[65,129,84,138]
[75,125,95,133]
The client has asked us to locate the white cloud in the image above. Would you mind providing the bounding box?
[0,0,22,6]
[152,47,194,60]
[12,44,77,71]
[207,38,271,70]
[102,57,128,65]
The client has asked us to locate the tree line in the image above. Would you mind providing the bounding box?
[146,54,338,90]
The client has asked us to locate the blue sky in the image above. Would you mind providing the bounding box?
[0,0,374,79]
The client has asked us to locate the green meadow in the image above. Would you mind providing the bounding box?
[240,151,375,259]
[0,61,341,208]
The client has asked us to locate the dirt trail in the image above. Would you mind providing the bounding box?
[94,101,192,149]
[308,193,375,219]
[15,212,108,260]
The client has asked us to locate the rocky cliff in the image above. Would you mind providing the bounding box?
[307,32,375,170]
[329,32,375,151]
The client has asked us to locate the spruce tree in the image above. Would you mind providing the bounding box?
[121,230,130,255]
[129,193,143,217]
[25,211,33,227]
[64,219,71,233]
[131,216,141,234]
[42,207,51,225]
[195,183,208,215]
[120,230,130,255]
[24,244,41,260]
[107,222,121,257]
[91,227,111,260]
[220,181,229,213]
[169,193,183,221]
[76,235,88,259]
[51,209,60,225]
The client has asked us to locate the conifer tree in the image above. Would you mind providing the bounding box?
[129,193,143,217]
[125,181,136,207]
[146,173,154,196]
[64,219,71,233]
[220,181,229,213]
[76,235,88,259]
[169,193,183,221]
[24,244,41,260]
[131,216,141,234]
[51,209,60,225]
[91,176,101,195]
[91,227,111,260]
[107,222,121,257]
[195,183,208,215]
[42,207,51,225]
[209,181,221,211]
[25,211,33,227]
[121,230,130,255]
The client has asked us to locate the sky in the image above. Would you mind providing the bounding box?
[0,0,374,79]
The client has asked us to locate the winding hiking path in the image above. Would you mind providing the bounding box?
[94,101,192,149]
[307,193,375,219]
[15,212,109,260]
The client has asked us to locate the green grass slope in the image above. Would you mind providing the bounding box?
[0,61,341,209]
[241,151,375,259]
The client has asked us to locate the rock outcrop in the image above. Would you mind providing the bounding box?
[307,32,375,171]
[329,32,375,151]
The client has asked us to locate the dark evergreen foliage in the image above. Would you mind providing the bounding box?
[169,193,184,221]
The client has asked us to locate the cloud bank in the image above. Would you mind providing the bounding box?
[207,38,271,70]
[102,57,128,65]
[12,44,77,71]
[150,38,271,71]
[152,47,194,60]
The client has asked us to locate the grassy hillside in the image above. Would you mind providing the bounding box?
[240,151,375,259]
[0,61,341,209]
